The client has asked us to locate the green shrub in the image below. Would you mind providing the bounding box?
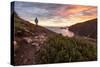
[36,35,97,64]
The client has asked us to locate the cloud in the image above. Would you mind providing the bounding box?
[14,2,97,27]
[56,5,97,17]
[15,1,63,18]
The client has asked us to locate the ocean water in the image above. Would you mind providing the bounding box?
[45,27,74,37]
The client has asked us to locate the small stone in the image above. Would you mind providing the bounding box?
[32,43,39,47]
[14,41,17,45]
[20,55,24,58]
[14,54,16,57]
[23,37,33,43]
[34,36,38,39]
[24,59,28,63]
[14,41,18,51]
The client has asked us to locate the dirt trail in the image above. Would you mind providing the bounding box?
[14,31,47,65]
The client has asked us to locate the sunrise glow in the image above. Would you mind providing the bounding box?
[15,2,97,27]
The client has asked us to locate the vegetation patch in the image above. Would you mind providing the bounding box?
[36,35,97,64]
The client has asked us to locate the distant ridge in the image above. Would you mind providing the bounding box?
[69,18,97,39]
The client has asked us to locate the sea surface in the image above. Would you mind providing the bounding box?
[45,27,74,37]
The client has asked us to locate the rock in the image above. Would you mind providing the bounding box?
[39,35,45,38]
[14,41,17,45]
[32,42,39,47]
[14,54,16,57]
[23,59,28,64]
[20,55,24,58]
[34,36,39,39]
[23,37,33,43]
[14,40,18,51]
[23,28,29,32]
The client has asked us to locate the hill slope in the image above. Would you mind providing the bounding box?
[13,12,97,65]
[69,19,97,39]
[14,13,57,65]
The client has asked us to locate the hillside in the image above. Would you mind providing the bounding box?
[69,19,97,39]
[13,12,57,65]
[13,12,97,65]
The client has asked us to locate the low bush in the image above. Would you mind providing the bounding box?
[36,35,97,64]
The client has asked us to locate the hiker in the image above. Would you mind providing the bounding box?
[34,17,38,26]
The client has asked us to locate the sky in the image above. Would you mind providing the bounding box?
[15,1,97,27]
